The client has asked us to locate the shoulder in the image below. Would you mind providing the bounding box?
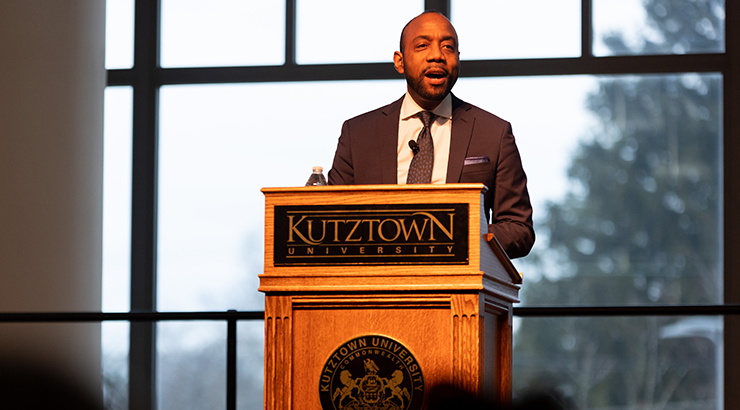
[343,96,404,126]
[452,94,510,129]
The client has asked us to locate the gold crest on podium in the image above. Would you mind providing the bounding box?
[319,335,425,410]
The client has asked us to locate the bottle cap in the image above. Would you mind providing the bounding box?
[312,166,323,173]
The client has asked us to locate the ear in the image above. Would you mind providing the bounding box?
[393,51,404,74]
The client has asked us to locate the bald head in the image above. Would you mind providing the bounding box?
[399,11,458,54]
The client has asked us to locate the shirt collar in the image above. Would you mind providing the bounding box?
[400,92,453,121]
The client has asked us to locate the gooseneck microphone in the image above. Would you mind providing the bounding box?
[408,140,420,155]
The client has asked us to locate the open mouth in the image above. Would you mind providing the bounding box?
[424,68,448,84]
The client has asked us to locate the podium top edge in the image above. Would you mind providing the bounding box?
[261,183,489,195]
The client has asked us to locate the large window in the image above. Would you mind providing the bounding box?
[104,1,734,409]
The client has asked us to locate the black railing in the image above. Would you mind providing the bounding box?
[0,310,262,410]
[1,305,738,410]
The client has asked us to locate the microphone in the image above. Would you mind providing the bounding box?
[408,140,420,155]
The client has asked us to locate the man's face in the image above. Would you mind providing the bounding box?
[394,13,460,110]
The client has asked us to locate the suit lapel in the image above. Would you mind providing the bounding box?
[377,97,404,184]
[446,95,474,183]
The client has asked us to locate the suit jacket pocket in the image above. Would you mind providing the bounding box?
[460,162,494,185]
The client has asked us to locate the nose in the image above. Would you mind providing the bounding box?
[427,42,445,62]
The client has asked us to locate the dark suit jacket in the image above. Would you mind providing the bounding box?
[328,94,535,258]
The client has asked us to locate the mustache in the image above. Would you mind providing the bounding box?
[423,66,449,76]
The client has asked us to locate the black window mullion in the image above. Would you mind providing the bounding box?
[129,1,161,410]
[425,0,450,16]
[107,53,728,88]
[581,0,592,59]
[724,2,740,410]
[285,0,296,66]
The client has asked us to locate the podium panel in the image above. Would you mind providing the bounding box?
[260,184,521,410]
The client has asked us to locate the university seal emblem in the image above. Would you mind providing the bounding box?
[318,335,425,410]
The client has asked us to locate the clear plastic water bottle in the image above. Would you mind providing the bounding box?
[305,166,327,186]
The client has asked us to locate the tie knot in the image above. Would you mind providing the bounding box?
[418,111,434,128]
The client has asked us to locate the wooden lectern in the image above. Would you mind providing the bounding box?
[260,184,522,410]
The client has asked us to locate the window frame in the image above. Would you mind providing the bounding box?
[105,1,740,409]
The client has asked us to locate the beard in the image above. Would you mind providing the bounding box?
[405,68,457,102]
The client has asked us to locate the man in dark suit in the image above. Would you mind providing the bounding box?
[328,11,534,259]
